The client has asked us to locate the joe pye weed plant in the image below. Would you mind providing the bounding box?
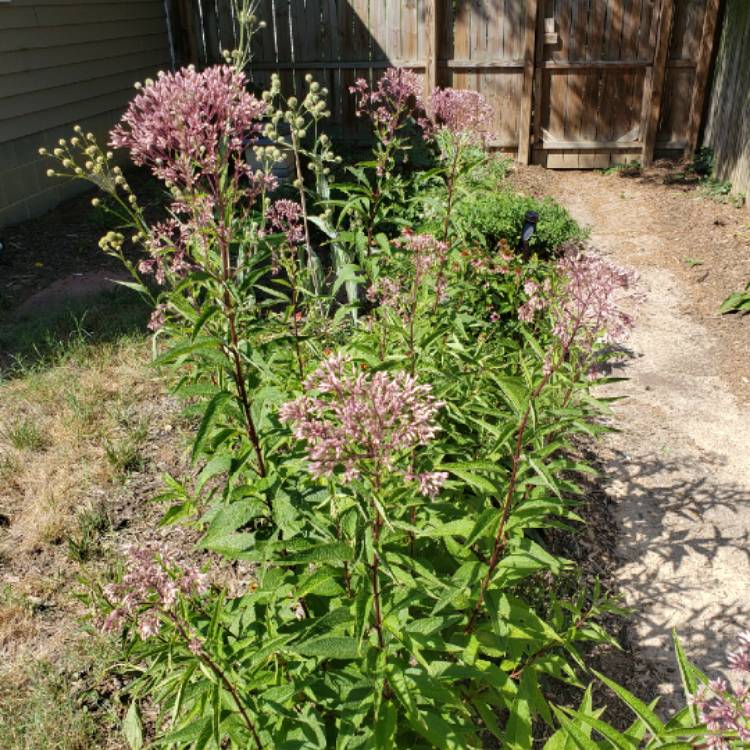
[39,7,741,749]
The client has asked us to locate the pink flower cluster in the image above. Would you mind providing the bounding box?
[267,199,305,247]
[420,88,495,147]
[395,230,449,282]
[368,230,448,312]
[553,249,638,350]
[518,278,551,323]
[517,248,638,355]
[279,355,447,497]
[692,631,750,748]
[101,545,208,640]
[138,218,195,285]
[110,66,266,187]
[350,68,422,143]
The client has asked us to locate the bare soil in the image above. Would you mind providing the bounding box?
[511,164,750,710]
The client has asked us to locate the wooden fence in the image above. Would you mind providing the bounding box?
[168,0,722,168]
[703,0,750,206]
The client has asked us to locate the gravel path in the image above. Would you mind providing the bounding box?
[546,172,750,708]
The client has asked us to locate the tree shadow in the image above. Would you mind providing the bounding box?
[600,441,750,696]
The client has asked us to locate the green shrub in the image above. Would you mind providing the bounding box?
[452,189,587,255]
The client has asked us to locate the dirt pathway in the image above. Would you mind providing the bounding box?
[522,169,750,708]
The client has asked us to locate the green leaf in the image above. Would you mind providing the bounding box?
[504,671,532,750]
[672,631,699,724]
[492,374,528,416]
[442,464,500,495]
[114,280,150,296]
[551,707,600,750]
[192,390,233,461]
[374,700,398,750]
[556,705,635,750]
[293,636,359,660]
[594,671,665,740]
[123,701,143,750]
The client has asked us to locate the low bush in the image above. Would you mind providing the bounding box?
[37,6,737,748]
[451,189,587,256]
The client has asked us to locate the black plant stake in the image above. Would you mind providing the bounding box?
[517,210,539,261]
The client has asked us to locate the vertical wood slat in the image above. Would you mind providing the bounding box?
[424,0,438,96]
[641,0,674,166]
[518,0,539,163]
[216,0,235,55]
[531,0,547,150]
[684,0,721,156]
[200,0,221,64]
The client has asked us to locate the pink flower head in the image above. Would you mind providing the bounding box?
[395,230,449,281]
[110,65,266,187]
[279,355,444,495]
[100,545,209,639]
[551,248,638,351]
[267,199,305,246]
[147,303,167,332]
[407,470,449,499]
[729,631,750,673]
[350,68,423,143]
[420,88,495,147]
[689,631,750,748]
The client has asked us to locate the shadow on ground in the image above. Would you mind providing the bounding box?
[602,443,750,704]
[0,285,151,378]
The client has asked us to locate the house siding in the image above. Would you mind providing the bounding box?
[0,0,172,227]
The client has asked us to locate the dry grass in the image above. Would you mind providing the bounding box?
[0,314,190,749]
[0,340,161,553]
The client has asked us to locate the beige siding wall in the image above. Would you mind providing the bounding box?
[0,0,172,227]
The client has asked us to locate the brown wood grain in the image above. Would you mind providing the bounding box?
[641,0,675,165]
[684,0,720,156]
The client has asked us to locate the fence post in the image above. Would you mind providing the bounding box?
[641,0,675,167]
[684,0,722,159]
[424,0,439,97]
[517,0,539,165]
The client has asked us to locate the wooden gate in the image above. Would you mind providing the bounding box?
[532,0,721,168]
[167,0,722,168]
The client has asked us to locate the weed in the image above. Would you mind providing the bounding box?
[3,417,49,452]
[0,450,19,483]
[698,177,746,207]
[0,641,119,750]
[602,160,642,177]
[67,503,111,562]
[104,419,148,479]
[690,146,714,177]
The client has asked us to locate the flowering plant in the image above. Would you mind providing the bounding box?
[39,7,647,748]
